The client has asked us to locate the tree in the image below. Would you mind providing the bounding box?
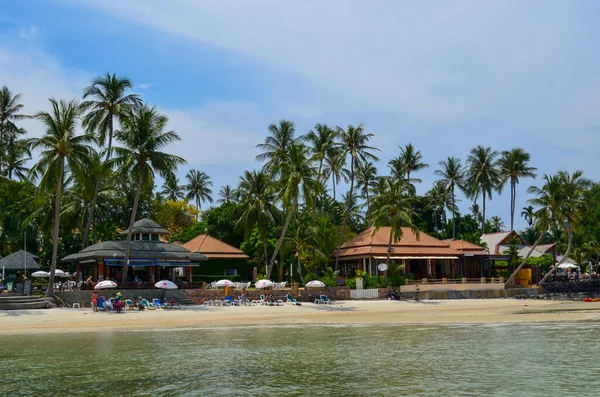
[29,98,93,297]
[355,161,378,214]
[150,199,198,235]
[369,178,418,271]
[304,123,338,185]
[323,147,348,200]
[161,175,185,201]
[487,216,505,233]
[334,124,379,270]
[266,144,319,279]
[435,157,465,239]
[498,148,537,231]
[521,205,536,228]
[466,145,500,235]
[4,137,31,180]
[426,181,456,235]
[389,143,428,184]
[113,105,185,281]
[217,185,235,204]
[80,73,141,248]
[185,169,213,213]
[0,86,29,175]
[256,119,301,176]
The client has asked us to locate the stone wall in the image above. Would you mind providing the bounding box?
[183,286,350,304]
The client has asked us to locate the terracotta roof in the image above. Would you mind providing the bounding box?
[183,235,249,260]
[338,227,462,259]
[442,239,489,256]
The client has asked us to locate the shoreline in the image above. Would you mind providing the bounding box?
[1,299,600,335]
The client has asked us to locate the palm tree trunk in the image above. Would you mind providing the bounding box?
[505,231,545,288]
[82,177,101,248]
[267,198,297,279]
[452,186,456,239]
[510,179,516,231]
[481,194,486,235]
[332,173,337,200]
[123,170,144,283]
[317,158,324,186]
[46,157,64,298]
[335,159,355,271]
[539,224,573,285]
[297,257,305,286]
[262,232,268,274]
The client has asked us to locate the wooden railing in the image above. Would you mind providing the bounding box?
[406,277,505,285]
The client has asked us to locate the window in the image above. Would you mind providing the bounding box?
[151,234,159,241]
[142,234,150,241]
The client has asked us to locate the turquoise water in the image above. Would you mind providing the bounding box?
[0,323,599,396]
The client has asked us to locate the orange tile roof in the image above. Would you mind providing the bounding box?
[183,234,249,260]
[338,227,462,259]
[442,239,489,256]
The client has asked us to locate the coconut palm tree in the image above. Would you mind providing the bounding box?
[355,161,378,214]
[256,120,302,176]
[185,169,213,213]
[113,105,185,281]
[389,143,428,184]
[0,87,30,175]
[334,124,380,270]
[488,216,505,233]
[236,170,279,271]
[323,147,348,200]
[217,185,236,204]
[435,157,465,239]
[80,74,141,248]
[466,145,500,235]
[29,98,93,297]
[266,144,319,279]
[303,123,338,184]
[4,137,31,180]
[497,148,537,231]
[368,178,418,271]
[161,175,185,201]
[426,180,456,235]
[521,205,536,228]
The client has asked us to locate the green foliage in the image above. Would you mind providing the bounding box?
[169,222,206,243]
[150,199,198,235]
[240,227,277,271]
[203,202,244,247]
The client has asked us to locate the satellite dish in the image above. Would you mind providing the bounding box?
[378,263,388,272]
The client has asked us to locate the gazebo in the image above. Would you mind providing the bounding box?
[0,250,41,278]
[337,226,463,279]
[182,234,250,280]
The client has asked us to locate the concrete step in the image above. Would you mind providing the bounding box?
[0,296,52,310]
[169,291,195,305]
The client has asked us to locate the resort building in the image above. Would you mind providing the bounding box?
[337,227,466,279]
[0,250,40,281]
[61,218,207,285]
[182,234,251,280]
[442,239,491,278]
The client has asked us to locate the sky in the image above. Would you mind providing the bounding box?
[2,0,600,231]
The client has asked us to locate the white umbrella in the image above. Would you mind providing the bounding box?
[31,271,49,278]
[558,263,579,269]
[215,279,234,288]
[53,269,66,277]
[306,280,325,288]
[94,280,118,290]
[255,279,274,289]
[155,280,178,289]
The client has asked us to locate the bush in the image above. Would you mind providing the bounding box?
[387,275,405,287]
[345,278,357,289]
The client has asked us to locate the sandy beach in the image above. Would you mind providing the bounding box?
[1,299,600,334]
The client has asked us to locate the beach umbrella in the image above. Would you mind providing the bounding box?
[53,269,66,277]
[255,279,274,289]
[155,280,178,289]
[94,280,118,290]
[31,271,49,278]
[215,279,234,288]
[306,280,325,288]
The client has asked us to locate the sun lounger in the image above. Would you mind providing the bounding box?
[141,299,156,310]
[153,298,171,309]
[317,295,334,305]
[286,294,301,305]
[125,299,136,310]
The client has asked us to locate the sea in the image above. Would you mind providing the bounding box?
[0,322,598,396]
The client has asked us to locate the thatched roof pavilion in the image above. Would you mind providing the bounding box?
[0,250,40,271]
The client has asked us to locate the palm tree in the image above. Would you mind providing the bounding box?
[4,137,31,180]
[426,181,456,235]
[266,144,318,279]
[521,205,536,228]
[236,170,279,271]
[217,185,235,204]
[0,86,29,175]
[29,98,93,297]
[303,123,338,184]
[497,148,537,231]
[369,178,418,271]
[256,120,302,176]
[435,157,465,238]
[161,175,185,201]
[80,74,141,248]
[185,169,213,213]
[389,143,429,184]
[355,161,378,214]
[323,147,348,200]
[113,105,185,281]
[466,145,500,235]
[488,215,505,233]
[334,124,380,270]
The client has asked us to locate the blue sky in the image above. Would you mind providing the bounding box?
[2,0,600,231]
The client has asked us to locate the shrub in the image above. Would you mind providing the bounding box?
[345,278,357,289]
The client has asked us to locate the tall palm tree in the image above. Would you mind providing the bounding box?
[185,169,213,213]
[369,178,418,270]
[389,143,428,184]
[236,170,279,271]
[334,124,380,270]
[355,161,378,214]
[266,144,318,279]
[426,180,456,235]
[488,216,505,233]
[323,147,348,200]
[497,148,537,231]
[0,86,30,175]
[521,205,536,228]
[79,149,112,248]
[4,137,31,180]
[80,74,141,248]
[217,185,235,204]
[435,156,465,239]
[113,105,185,281]
[303,123,338,184]
[466,145,500,235]
[256,120,301,176]
[161,175,185,201]
[29,98,93,297]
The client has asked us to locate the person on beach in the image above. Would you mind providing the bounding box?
[91,291,98,312]
[85,276,93,289]
[241,288,247,306]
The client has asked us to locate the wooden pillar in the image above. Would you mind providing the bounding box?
[187,266,192,283]
[93,261,99,281]
[98,262,105,280]
[76,263,81,282]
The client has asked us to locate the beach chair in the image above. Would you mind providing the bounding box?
[319,295,334,305]
[141,299,156,310]
[153,298,167,309]
[286,294,300,306]
[125,299,136,310]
